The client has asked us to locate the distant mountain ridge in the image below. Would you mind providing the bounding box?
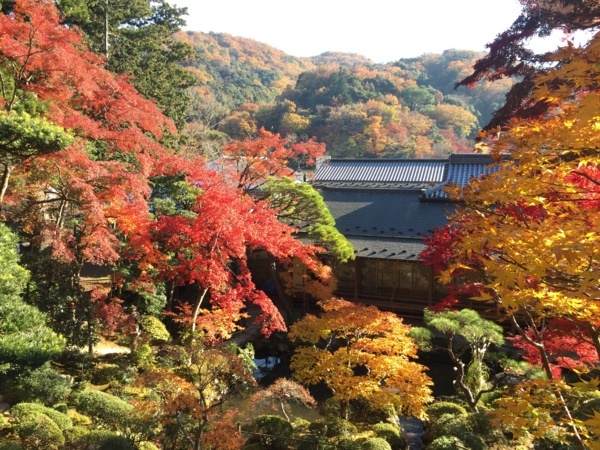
[177,31,512,159]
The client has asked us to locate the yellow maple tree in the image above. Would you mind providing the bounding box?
[428,31,600,448]
[289,298,433,420]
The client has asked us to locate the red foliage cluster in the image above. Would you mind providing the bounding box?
[0,0,327,342]
[509,318,599,377]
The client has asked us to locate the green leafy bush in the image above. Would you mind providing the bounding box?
[131,344,155,370]
[291,417,311,434]
[140,315,171,343]
[359,437,393,450]
[425,410,487,450]
[18,363,71,405]
[138,442,160,450]
[424,413,458,442]
[73,430,135,450]
[74,390,133,429]
[372,423,408,450]
[10,403,72,430]
[425,401,468,421]
[0,225,65,369]
[63,426,89,445]
[456,432,486,450]
[66,409,92,426]
[325,417,357,437]
[427,436,466,450]
[250,415,293,449]
[337,438,362,450]
[14,413,65,449]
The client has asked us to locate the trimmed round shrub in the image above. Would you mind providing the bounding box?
[138,442,160,450]
[131,344,155,370]
[427,436,466,450]
[456,432,486,450]
[74,390,133,429]
[74,430,135,450]
[372,423,408,450]
[425,413,469,443]
[428,414,486,450]
[63,426,89,445]
[360,437,393,450]
[140,315,171,343]
[10,403,72,430]
[18,363,71,405]
[325,417,357,438]
[292,418,311,434]
[66,409,92,426]
[14,413,65,449]
[425,401,468,421]
[250,415,293,449]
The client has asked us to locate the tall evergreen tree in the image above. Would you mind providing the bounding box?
[58,0,197,129]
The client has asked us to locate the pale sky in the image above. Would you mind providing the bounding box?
[169,0,532,63]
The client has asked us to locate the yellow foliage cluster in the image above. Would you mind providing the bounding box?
[289,298,433,419]
[439,31,600,447]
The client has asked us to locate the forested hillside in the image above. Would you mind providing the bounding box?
[178,31,512,158]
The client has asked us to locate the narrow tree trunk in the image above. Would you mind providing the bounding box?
[280,401,291,422]
[192,287,209,333]
[0,164,14,205]
[104,0,109,60]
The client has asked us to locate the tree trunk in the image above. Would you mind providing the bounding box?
[192,287,209,333]
[104,0,109,60]
[0,164,14,205]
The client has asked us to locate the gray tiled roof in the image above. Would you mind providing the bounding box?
[425,156,499,199]
[314,158,447,184]
[313,154,498,261]
[321,189,454,260]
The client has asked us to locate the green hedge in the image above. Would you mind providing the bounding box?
[10,403,72,430]
[74,390,133,429]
